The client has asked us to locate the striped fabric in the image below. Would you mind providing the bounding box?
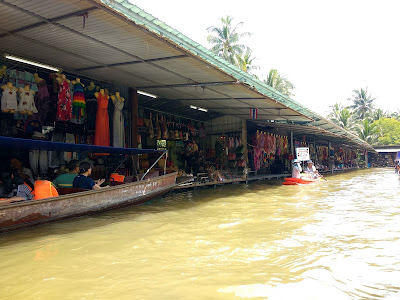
[16,184,33,201]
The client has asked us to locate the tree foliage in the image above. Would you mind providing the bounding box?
[328,103,354,130]
[348,87,376,119]
[264,69,295,97]
[373,117,400,145]
[236,48,259,74]
[354,119,378,145]
[207,16,251,66]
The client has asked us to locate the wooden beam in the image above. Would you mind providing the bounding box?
[76,55,188,71]
[129,87,139,175]
[178,97,266,101]
[0,6,99,38]
[137,81,238,89]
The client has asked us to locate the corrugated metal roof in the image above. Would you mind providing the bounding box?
[0,0,374,150]
[374,146,400,153]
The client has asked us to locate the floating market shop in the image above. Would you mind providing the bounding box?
[0,0,375,194]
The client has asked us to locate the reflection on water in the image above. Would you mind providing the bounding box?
[1,168,400,299]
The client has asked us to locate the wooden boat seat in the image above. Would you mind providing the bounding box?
[57,187,88,195]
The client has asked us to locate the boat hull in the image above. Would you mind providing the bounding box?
[282,177,322,185]
[0,172,177,233]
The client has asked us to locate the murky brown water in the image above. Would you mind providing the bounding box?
[1,168,400,299]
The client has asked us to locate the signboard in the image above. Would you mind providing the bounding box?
[296,147,310,161]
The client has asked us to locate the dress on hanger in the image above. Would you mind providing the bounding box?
[1,86,18,111]
[94,93,110,146]
[112,98,125,148]
[85,86,97,131]
[18,89,38,114]
[56,80,72,121]
[72,82,86,119]
[34,80,50,124]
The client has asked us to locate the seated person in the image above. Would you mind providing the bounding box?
[73,162,107,190]
[52,160,80,188]
[10,158,34,185]
[0,171,33,201]
[303,160,322,179]
[34,180,59,200]
[292,159,302,178]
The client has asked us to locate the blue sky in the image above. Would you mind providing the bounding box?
[130,0,400,116]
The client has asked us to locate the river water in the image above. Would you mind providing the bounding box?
[1,168,400,299]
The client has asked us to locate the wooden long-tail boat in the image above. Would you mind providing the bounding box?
[0,172,177,233]
[0,136,177,233]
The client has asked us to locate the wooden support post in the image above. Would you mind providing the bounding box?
[241,120,248,181]
[129,87,139,175]
[365,151,368,168]
[290,132,294,173]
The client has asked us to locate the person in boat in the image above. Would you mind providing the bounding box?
[304,160,322,179]
[10,157,35,185]
[0,171,34,201]
[292,159,302,179]
[73,162,108,190]
[52,159,80,188]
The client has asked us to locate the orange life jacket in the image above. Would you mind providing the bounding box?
[33,180,59,200]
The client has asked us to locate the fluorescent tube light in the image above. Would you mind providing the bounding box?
[5,54,59,72]
[190,105,207,112]
[137,90,157,98]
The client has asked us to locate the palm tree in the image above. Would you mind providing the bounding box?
[354,119,378,144]
[389,109,400,120]
[236,48,259,73]
[207,16,251,65]
[264,69,295,97]
[348,87,376,119]
[370,108,388,121]
[328,103,354,130]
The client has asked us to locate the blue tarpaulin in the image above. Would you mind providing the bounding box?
[0,136,163,155]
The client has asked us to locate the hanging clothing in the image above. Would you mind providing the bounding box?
[1,86,18,111]
[48,132,65,168]
[94,93,110,147]
[112,98,125,148]
[85,86,97,99]
[18,89,38,114]
[72,82,86,119]
[56,80,72,121]
[64,133,76,162]
[85,86,97,131]
[34,80,50,124]
[29,150,48,178]
[86,99,97,131]
[8,70,38,92]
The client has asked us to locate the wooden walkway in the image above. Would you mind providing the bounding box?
[173,173,291,190]
[173,167,363,191]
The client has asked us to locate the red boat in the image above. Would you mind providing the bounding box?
[282,177,322,185]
